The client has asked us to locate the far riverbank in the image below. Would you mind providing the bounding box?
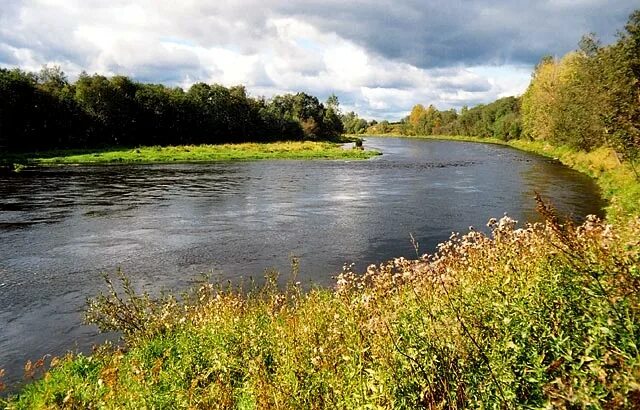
[0,140,380,170]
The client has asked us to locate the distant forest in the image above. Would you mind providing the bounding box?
[349,9,640,167]
[1,9,638,165]
[0,69,344,151]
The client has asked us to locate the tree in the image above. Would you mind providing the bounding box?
[341,111,368,134]
[407,104,425,135]
[0,68,40,150]
[521,56,560,141]
[325,94,339,112]
[36,65,68,95]
[323,95,344,139]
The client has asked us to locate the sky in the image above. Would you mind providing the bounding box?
[0,1,637,120]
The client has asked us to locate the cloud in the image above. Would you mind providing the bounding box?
[278,0,636,68]
[0,44,19,65]
[0,0,636,120]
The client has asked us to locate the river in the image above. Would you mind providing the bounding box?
[0,137,605,388]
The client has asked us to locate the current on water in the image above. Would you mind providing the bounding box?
[0,137,605,387]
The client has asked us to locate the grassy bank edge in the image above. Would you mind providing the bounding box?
[361,134,640,221]
[0,140,379,169]
[3,135,640,408]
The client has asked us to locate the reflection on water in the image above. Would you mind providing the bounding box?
[0,137,605,388]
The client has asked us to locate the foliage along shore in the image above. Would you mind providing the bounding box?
[345,10,639,177]
[0,140,379,169]
[0,70,347,152]
[363,134,640,222]
[2,8,639,409]
[2,137,640,409]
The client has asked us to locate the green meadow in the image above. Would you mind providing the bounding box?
[2,141,379,169]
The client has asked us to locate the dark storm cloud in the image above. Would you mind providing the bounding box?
[275,0,637,68]
[5,0,635,74]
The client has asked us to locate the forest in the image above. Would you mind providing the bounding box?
[0,70,344,152]
[3,10,637,166]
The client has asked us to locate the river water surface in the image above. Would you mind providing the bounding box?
[0,137,605,387]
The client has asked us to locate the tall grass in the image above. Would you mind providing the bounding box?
[4,196,640,408]
[2,136,639,408]
[508,141,640,220]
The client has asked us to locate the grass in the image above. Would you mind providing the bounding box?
[508,141,640,221]
[0,141,380,168]
[2,136,640,408]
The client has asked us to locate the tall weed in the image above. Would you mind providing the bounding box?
[6,200,640,408]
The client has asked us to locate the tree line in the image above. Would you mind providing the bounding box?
[0,68,344,152]
[397,96,522,140]
[346,96,523,141]
[520,10,639,166]
[354,9,639,169]
[2,9,638,163]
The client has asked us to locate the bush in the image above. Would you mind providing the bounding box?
[7,196,640,408]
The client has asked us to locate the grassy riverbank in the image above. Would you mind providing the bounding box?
[0,140,379,168]
[368,134,640,221]
[3,139,640,409]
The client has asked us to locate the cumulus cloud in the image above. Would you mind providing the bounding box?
[0,0,636,119]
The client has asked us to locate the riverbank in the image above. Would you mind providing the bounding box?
[364,134,640,221]
[3,138,639,408]
[0,140,379,169]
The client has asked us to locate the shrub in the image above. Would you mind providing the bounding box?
[7,196,640,408]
